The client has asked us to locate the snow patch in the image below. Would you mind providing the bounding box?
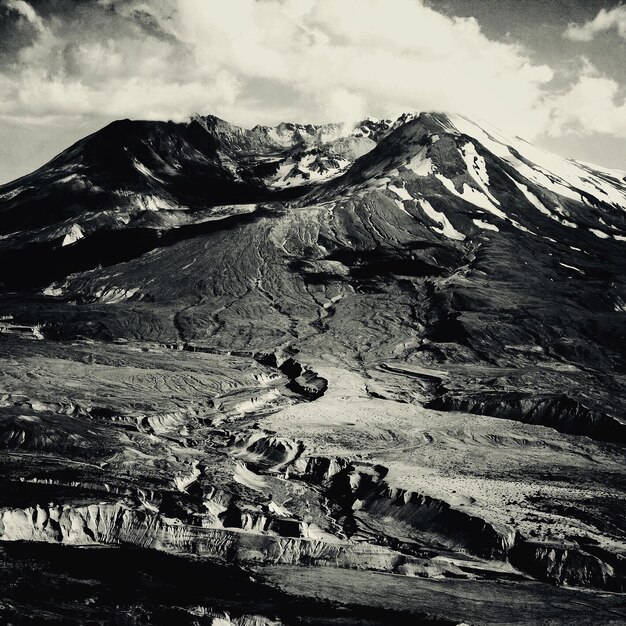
[268,153,351,188]
[473,219,499,232]
[559,262,584,274]
[508,219,535,235]
[405,145,434,176]
[436,174,506,219]
[449,114,626,209]
[61,224,84,247]
[56,174,83,185]
[392,198,413,218]
[507,175,578,228]
[133,159,165,183]
[388,184,413,201]
[459,142,500,205]
[589,228,610,239]
[509,177,551,217]
[417,198,465,241]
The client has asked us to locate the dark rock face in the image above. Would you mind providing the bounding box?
[0,111,625,623]
[359,485,517,560]
[427,392,625,442]
[509,540,625,591]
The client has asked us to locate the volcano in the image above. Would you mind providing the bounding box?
[0,112,625,625]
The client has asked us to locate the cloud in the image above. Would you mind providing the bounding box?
[545,65,626,137]
[564,5,626,42]
[0,0,42,61]
[5,0,42,26]
[0,0,623,144]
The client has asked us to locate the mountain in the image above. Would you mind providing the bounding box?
[0,112,625,624]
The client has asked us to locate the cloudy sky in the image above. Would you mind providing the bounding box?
[0,0,625,183]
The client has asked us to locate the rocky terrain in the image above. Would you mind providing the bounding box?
[0,111,625,624]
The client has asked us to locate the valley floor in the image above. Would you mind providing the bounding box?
[0,334,624,624]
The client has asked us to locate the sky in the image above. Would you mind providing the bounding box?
[0,0,625,184]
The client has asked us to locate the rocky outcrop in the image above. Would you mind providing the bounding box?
[0,502,466,578]
[228,430,305,470]
[297,457,514,559]
[195,611,282,626]
[300,455,352,484]
[0,503,157,546]
[359,486,517,559]
[509,540,625,591]
[160,344,328,402]
[428,392,625,443]
[253,354,328,400]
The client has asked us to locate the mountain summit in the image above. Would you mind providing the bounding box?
[1,111,624,253]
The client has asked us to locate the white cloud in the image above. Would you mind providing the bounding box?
[155,0,556,136]
[564,5,626,42]
[0,0,624,145]
[545,68,626,137]
[0,0,556,137]
[5,0,43,27]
